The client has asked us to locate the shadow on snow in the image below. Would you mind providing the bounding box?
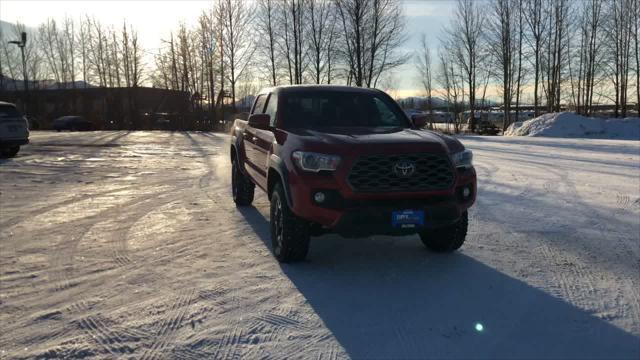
[236,205,640,359]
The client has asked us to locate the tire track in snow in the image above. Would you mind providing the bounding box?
[474,156,614,320]
[46,188,182,293]
[140,289,196,360]
[0,174,194,232]
[315,344,342,360]
[536,243,605,314]
[76,315,136,357]
[45,185,197,358]
[211,326,245,360]
[543,165,640,269]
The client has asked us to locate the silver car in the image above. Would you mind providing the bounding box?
[0,102,29,158]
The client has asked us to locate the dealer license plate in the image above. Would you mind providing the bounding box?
[391,209,424,228]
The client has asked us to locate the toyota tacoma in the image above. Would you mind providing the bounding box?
[230,85,476,262]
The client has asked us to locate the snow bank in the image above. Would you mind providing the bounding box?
[504,112,640,139]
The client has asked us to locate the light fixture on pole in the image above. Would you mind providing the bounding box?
[8,32,28,114]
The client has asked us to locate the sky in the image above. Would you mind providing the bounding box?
[0,0,457,97]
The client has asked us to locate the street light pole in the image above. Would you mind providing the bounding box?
[9,32,28,114]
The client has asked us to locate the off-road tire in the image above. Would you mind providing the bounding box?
[0,146,19,158]
[231,157,254,206]
[270,183,310,263]
[419,211,468,252]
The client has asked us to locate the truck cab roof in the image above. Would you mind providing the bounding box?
[257,85,383,97]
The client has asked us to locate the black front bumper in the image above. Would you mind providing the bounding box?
[331,201,462,238]
[0,138,29,147]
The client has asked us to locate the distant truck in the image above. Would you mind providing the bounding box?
[230,85,476,262]
[0,102,29,158]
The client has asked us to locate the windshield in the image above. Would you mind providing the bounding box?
[0,105,21,120]
[281,91,409,129]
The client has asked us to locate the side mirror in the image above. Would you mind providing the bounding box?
[248,114,270,130]
[411,114,428,128]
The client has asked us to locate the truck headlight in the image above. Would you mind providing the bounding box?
[452,149,473,169]
[292,151,341,172]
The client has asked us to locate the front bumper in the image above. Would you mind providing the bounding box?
[288,167,476,235]
[331,200,462,237]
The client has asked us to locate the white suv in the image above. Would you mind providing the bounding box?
[0,102,30,158]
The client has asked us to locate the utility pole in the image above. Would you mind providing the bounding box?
[8,32,28,114]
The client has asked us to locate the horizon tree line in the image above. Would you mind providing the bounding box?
[1,0,638,132]
[419,0,639,132]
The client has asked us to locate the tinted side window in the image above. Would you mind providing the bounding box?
[252,95,267,114]
[264,93,278,127]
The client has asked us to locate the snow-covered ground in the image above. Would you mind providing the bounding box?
[1,131,639,359]
[505,112,640,139]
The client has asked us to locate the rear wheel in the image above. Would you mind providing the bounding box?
[270,183,310,263]
[419,211,468,252]
[231,156,254,206]
[0,146,19,158]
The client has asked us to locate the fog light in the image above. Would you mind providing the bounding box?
[463,187,471,198]
[314,192,326,203]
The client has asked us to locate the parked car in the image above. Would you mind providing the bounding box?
[0,102,29,158]
[230,85,476,262]
[477,120,501,135]
[52,116,94,131]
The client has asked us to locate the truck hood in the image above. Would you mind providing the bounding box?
[290,127,459,153]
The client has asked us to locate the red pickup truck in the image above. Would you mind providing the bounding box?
[230,85,476,262]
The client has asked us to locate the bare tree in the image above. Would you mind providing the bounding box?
[436,48,464,133]
[63,17,76,88]
[634,0,640,115]
[415,33,434,127]
[335,0,407,88]
[39,19,62,85]
[574,0,604,115]
[444,0,484,132]
[514,0,524,122]
[256,0,279,85]
[218,0,256,112]
[197,9,218,116]
[605,0,634,117]
[307,0,333,84]
[543,0,569,112]
[487,0,518,131]
[524,0,547,116]
[78,18,90,88]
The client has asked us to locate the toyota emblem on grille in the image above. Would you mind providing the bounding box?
[393,161,416,177]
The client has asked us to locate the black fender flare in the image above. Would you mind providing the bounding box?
[230,134,249,176]
[268,153,294,209]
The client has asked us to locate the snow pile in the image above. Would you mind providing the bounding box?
[504,112,640,139]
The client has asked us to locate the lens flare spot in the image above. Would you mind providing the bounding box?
[475,323,484,332]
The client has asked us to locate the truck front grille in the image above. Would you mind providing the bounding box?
[347,153,454,192]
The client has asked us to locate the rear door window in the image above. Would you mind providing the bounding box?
[264,93,278,127]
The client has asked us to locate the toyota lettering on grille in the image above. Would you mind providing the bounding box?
[393,161,416,177]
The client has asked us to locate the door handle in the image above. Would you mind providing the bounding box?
[252,137,258,142]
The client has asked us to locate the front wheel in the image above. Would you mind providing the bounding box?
[231,157,254,206]
[419,211,468,252]
[270,183,310,263]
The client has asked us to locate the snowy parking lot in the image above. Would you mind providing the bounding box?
[1,131,639,359]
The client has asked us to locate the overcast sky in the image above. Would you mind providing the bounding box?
[0,0,457,97]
